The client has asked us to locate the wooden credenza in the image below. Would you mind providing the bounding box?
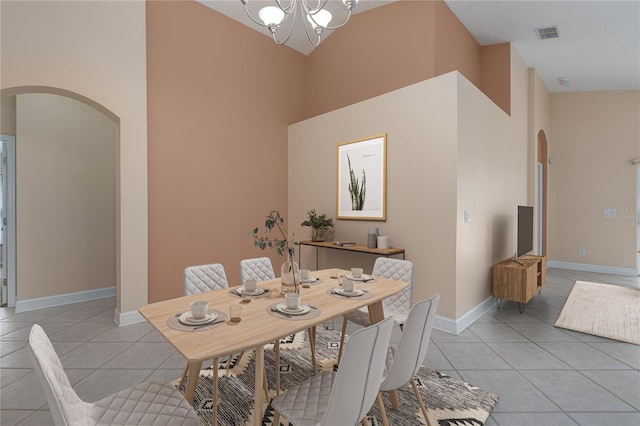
[492,255,546,312]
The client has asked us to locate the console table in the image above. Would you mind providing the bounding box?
[492,255,546,313]
[298,240,405,270]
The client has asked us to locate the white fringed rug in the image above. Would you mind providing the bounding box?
[176,329,498,425]
[555,280,640,345]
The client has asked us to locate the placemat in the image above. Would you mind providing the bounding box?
[300,277,323,288]
[339,274,377,284]
[266,302,321,321]
[228,287,272,300]
[167,309,228,332]
[326,287,373,300]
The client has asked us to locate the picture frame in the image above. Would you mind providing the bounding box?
[336,134,387,220]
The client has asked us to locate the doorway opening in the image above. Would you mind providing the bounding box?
[537,130,548,257]
[0,135,16,307]
[2,87,118,312]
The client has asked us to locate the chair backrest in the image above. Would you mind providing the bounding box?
[373,257,413,314]
[240,257,275,283]
[322,317,394,426]
[380,294,440,391]
[27,324,88,426]
[184,263,228,295]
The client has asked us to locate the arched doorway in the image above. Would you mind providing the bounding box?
[1,86,119,310]
[537,130,548,256]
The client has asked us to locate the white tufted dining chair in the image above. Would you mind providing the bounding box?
[181,262,259,424]
[240,256,276,282]
[337,257,413,363]
[375,294,440,426]
[27,324,199,426]
[184,262,229,296]
[271,316,394,426]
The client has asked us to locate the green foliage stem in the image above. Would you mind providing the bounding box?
[347,154,366,211]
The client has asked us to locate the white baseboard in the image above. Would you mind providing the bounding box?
[15,286,116,313]
[115,308,145,327]
[547,260,638,277]
[433,296,497,335]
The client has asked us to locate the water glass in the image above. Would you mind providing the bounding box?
[229,305,242,322]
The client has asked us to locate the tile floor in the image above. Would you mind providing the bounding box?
[1,268,639,425]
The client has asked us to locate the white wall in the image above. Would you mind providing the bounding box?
[548,91,640,273]
[1,0,147,320]
[289,73,460,319]
[455,46,530,317]
[16,93,115,299]
[289,49,534,329]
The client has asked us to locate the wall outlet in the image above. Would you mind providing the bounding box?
[579,248,586,256]
[464,210,470,223]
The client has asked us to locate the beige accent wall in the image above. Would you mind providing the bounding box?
[146,1,307,302]
[304,0,508,120]
[481,43,511,115]
[434,0,480,87]
[291,48,531,321]
[305,0,436,120]
[1,0,148,315]
[16,94,116,299]
[548,91,640,269]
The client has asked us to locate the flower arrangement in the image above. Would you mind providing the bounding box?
[300,209,334,242]
[248,210,299,293]
[249,210,296,257]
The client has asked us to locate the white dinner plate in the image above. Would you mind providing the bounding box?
[275,302,311,315]
[333,287,365,297]
[179,311,218,326]
[345,274,372,282]
[239,286,266,296]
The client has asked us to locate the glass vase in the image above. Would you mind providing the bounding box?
[311,227,325,242]
[280,252,300,295]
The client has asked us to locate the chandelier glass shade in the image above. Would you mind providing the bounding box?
[241,0,359,46]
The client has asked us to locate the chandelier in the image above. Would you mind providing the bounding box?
[240,0,359,46]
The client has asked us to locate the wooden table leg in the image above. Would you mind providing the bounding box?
[275,341,281,395]
[309,326,317,373]
[254,344,264,426]
[212,358,219,425]
[184,361,203,404]
[367,300,385,324]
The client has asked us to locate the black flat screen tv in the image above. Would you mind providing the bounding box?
[517,205,534,258]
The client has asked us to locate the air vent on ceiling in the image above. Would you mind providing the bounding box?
[535,26,559,40]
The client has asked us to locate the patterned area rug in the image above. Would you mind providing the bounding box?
[175,329,498,425]
[555,280,640,345]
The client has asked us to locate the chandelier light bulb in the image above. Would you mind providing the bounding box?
[307,9,332,29]
[241,0,357,46]
[259,6,285,27]
[342,0,358,10]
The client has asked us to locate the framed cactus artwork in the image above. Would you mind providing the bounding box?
[336,134,387,220]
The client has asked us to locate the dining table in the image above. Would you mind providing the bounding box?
[138,268,408,426]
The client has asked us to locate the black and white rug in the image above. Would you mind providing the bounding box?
[175,329,498,426]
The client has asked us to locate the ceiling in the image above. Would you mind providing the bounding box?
[200,0,640,93]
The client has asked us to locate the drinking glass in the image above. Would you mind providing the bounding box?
[229,305,242,322]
